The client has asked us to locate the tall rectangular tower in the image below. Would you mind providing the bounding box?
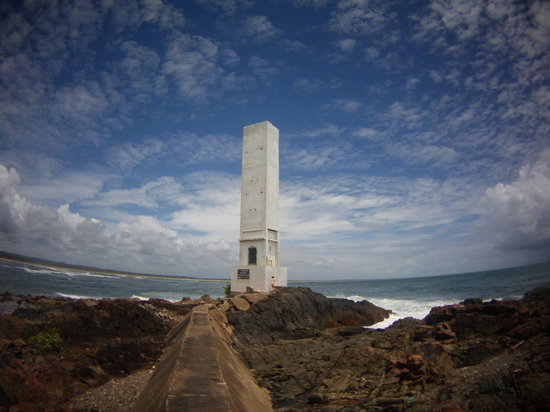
[231,121,288,293]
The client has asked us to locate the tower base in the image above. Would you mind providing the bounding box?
[231,266,287,293]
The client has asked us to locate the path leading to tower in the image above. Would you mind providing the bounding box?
[166,304,229,410]
[133,303,273,412]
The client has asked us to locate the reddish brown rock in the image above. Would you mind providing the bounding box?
[433,322,457,342]
[0,294,197,411]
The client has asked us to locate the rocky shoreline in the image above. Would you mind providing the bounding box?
[226,287,550,411]
[0,287,548,411]
[0,293,205,411]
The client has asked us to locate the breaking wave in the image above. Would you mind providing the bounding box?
[23,265,120,279]
[56,292,101,300]
[331,293,457,329]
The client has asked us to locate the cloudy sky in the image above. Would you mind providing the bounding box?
[0,0,549,280]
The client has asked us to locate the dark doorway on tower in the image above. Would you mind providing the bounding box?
[248,246,257,265]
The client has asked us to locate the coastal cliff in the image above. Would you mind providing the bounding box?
[0,287,548,411]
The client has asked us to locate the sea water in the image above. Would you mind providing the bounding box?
[1,259,548,328]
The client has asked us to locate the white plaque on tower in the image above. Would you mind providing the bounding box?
[231,121,288,293]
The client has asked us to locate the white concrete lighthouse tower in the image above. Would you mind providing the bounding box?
[231,121,288,293]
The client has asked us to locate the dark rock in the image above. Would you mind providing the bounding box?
[226,287,550,412]
[198,294,213,303]
[460,298,482,305]
[389,317,423,329]
[433,322,456,342]
[335,326,366,336]
[413,324,433,341]
[227,287,390,344]
[440,402,468,412]
[524,287,550,313]
[0,383,11,409]
[307,394,325,405]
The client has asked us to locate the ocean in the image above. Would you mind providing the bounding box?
[1,259,549,328]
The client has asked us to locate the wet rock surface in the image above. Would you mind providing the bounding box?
[0,293,198,411]
[227,287,550,411]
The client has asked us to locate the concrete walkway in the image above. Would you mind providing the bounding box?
[166,305,229,411]
[133,304,272,412]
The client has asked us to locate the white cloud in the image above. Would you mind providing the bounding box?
[276,174,497,278]
[116,41,162,98]
[281,39,308,53]
[107,139,166,172]
[478,148,550,255]
[292,0,329,7]
[162,33,226,102]
[139,0,186,28]
[334,38,357,53]
[168,171,240,241]
[329,0,388,36]
[0,162,235,277]
[352,127,385,141]
[0,1,189,151]
[282,139,365,171]
[291,123,341,138]
[282,175,472,240]
[248,56,280,85]
[0,164,29,232]
[292,77,323,93]
[108,0,185,31]
[324,98,362,113]
[193,0,252,15]
[281,180,393,241]
[430,0,485,40]
[106,132,241,173]
[1,0,548,281]
[18,171,107,207]
[52,83,110,128]
[81,177,183,209]
[242,15,281,43]
[57,204,88,231]
[406,76,420,90]
[386,143,459,167]
[363,47,401,71]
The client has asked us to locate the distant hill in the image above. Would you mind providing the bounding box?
[0,250,216,281]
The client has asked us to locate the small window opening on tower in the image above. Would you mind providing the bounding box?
[248,246,257,265]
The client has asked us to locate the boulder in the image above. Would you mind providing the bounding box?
[227,287,390,344]
[229,296,251,311]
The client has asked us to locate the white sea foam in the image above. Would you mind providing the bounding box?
[23,264,119,279]
[332,294,458,329]
[56,292,101,300]
[131,294,182,302]
[23,267,60,275]
[131,295,150,301]
[62,270,120,279]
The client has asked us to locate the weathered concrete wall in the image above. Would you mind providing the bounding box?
[210,300,273,412]
[132,304,273,412]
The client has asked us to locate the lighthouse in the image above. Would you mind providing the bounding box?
[231,121,288,293]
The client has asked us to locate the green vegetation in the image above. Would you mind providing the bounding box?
[28,328,63,352]
[223,284,231,298]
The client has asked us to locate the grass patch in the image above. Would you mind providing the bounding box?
[28,328,63,352]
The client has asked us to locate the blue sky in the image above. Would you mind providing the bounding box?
[0,0,549,280]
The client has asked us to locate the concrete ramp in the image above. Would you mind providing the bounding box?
[133,304,272,412]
